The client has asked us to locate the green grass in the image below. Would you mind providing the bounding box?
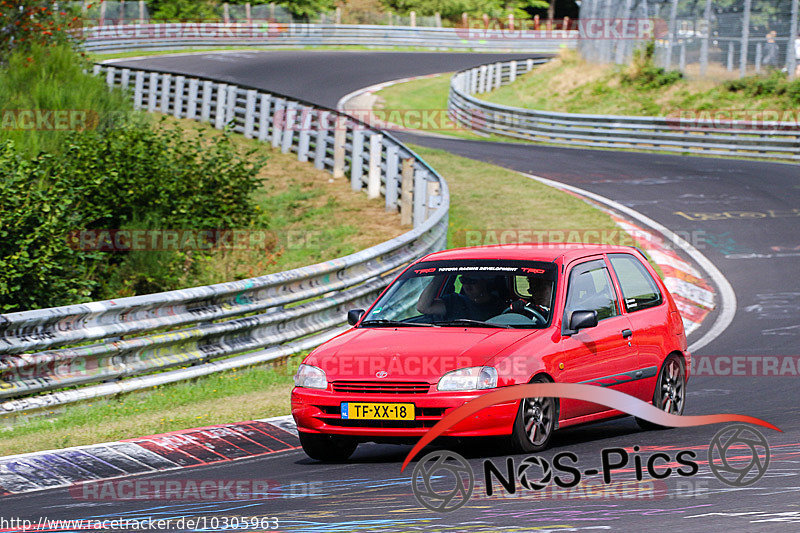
[0,44,137,156]
[0,357,302,457]
[153,115,402,287]
[482,49,800,117]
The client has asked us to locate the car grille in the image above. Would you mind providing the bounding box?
[331,381,431,394]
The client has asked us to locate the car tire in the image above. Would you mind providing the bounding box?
[636,355,686,431]
[510,376,557,454]
[299,432,358,462]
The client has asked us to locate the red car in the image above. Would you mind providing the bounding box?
[291,244,690,461]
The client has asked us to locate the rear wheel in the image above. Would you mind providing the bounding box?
[298,432,358,462]
[636,355,686,431]
[510,376,556,453]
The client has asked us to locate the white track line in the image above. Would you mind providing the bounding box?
[523,173,736,353]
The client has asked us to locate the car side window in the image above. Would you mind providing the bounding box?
[564,259,619,321]
[608,253,663,312]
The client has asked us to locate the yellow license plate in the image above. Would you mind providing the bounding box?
[341,402,415,420]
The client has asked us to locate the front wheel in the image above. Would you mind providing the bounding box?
[510,376,556,453]
[636,355,686,431]
[299,432,358,462]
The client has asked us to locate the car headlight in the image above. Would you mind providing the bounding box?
[437,366,498,391]
[294,364,328,389]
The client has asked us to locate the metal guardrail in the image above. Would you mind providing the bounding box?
[0,64,449,414]
[81,23,577,53]
[449,60,800,161]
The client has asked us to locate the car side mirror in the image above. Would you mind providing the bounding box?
[565,310,598,335]
[347,309,365,326]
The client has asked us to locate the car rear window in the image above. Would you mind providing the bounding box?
[608,253,663,312]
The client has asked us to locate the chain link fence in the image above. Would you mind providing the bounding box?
[578,0,800,79]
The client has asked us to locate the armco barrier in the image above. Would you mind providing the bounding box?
[0,64,448,414]
[82,22,577,53]
[449,59,800,160]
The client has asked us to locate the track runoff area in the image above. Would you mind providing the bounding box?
[1,50,798,532]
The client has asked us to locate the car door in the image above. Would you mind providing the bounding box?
[607,252,669,401]
[553,258,639,420]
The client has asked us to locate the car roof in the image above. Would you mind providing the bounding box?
[418,243,643,264]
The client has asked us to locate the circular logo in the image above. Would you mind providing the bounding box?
[375,370,388,378]
[708,424,770,487]
[411,450,474,512]
[517,456,553,491]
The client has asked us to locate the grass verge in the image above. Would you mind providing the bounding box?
[151,114,403,286]
[482,49,800,116]
[3,144,642,456]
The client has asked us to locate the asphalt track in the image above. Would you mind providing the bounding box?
[3,51,799,532]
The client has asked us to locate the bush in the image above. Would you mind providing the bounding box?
[622,41,683,90]
[0,122,266,312]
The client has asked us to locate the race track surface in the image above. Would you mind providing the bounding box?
[3,51,797,532]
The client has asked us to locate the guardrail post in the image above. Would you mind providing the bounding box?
[271,98,285,148]
[244,89,257,138]
[367,133,383,199]
[258,94,271,142]
[186,78,199,119]
[281,103,297,153]
[105,66,116,87]
[350,130,364,190]
[93,64,102,76]
[225,86,238,125]
[509,60,517,83]
[173,76,185,118]
[413,168,428,227]
[494,62,502,88]
[147,72,159,112]
[400,158,414,226]
[469,68,478,94]
[133,71,144,109]
[485,64,494,91]
[120,69,131,89]
[201,80,213,122]
[314,110,329,170]
[426,180,441,220]
[297,106,313,161]
[333,117,347,178]
[526,58,534,71]
[214,84,228,129]
[385,144,399,211]
[159,73,171,114]
[478,65,488,93]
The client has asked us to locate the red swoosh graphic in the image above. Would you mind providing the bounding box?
[400,383,781,472]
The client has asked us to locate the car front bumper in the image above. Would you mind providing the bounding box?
[291,386,518,439]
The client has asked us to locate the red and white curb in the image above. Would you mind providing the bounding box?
[0,416,298,496]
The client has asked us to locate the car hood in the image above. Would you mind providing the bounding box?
[305,327,543,383]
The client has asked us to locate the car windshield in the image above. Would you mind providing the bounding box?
[361,259,557,328]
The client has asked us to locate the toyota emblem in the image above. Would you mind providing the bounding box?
[375,370,388,378]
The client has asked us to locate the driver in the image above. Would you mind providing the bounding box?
[417,274,507,321]
[506,276,552,321]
